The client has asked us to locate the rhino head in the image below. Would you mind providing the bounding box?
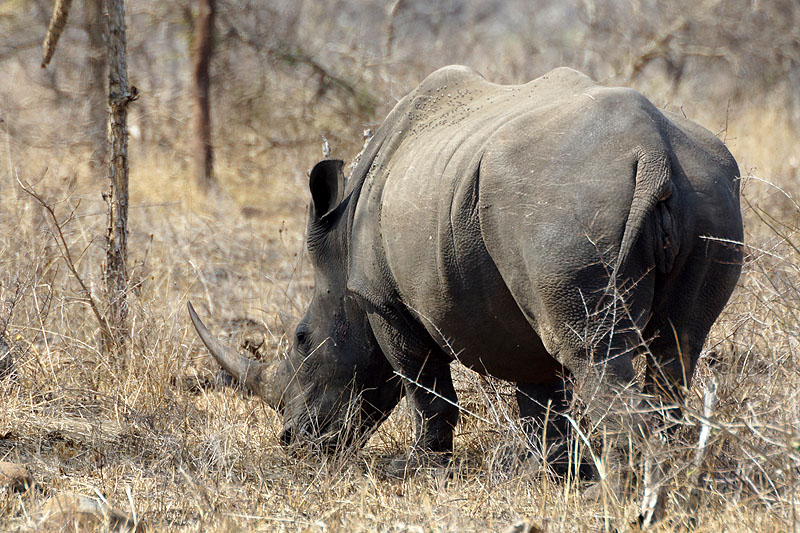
[188,159,403,452]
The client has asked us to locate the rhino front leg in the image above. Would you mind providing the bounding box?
[365,308,459,476]
[401,355,459,455]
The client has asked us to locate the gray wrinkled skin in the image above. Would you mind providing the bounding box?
[190,66,743,471]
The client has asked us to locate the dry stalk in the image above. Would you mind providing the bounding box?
[384,0,405,56]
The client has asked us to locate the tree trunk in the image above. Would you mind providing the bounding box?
[85,0,107,171]
[384,0,404,57]
[104,0,135,354]
[192,0,215,189]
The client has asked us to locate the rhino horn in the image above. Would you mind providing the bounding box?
[187,301,286,409]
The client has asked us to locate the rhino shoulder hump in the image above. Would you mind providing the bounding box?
[542,66,593,81]
[418,65,487,92]
[532,67,597,91]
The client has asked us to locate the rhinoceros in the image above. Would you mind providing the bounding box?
[188,66,742,475]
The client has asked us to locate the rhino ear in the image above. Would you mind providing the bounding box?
[309,159,345,220]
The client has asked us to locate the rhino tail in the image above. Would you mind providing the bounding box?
[615,148,680,281]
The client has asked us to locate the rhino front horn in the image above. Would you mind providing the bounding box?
[187,301,286,409]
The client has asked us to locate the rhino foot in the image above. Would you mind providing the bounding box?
[384,450,453,479]
[492,438,595,481]
[580,467,631,506]
[543,439,596,481]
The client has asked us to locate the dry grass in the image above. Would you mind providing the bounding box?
[2,22,800,531]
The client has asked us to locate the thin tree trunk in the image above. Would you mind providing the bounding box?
[192,0,215,189]
[384,0,404,57]
[104,0,135,354]
[85,0,107,171]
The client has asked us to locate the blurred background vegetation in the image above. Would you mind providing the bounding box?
[2,0,798,206]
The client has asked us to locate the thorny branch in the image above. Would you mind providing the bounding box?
[17,178,114,348]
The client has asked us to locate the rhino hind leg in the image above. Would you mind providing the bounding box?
[516,380,594,480]
[642,226,743,425]
[643,249,742,434]
[641,324,698,435]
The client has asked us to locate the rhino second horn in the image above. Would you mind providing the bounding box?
[187,301,283,408]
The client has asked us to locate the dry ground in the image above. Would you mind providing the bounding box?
[1,65,800,531]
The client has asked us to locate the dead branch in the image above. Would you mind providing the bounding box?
[272,47,358,98]
[41,0,73,68]
[192,0,216,189]
[0,39,41,62]
[384,0,405,56]
[105,0,134,354]
[626,17,687,82]
[17,178,114,348]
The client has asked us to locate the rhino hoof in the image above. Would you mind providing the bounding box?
[581,469,628,505]
[491,446,541,474]
[385,451,453,479]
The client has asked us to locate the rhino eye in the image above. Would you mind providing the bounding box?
[295,327,310,348]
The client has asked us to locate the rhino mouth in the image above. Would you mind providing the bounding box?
[279,420,350,454]
[279,403,381,454]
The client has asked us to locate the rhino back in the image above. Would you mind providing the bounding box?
[347,66,740,379]
[348,67,605,380]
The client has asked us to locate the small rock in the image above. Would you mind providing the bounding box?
[39,492,143,532]
[0,461,32,492]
